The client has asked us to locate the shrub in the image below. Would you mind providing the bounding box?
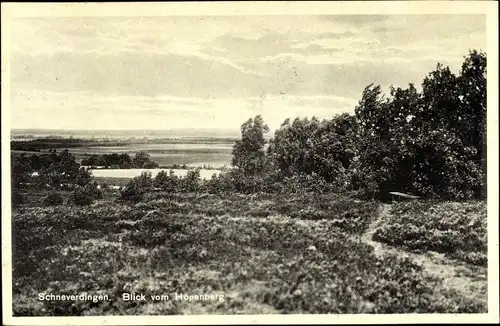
[202,172,234,194]
[121,183,144,202]
[84,182,103,200]
[121,172,153,202]
[225,170,266,194]
[154,170,179,192]
[279,173,335,194]
[71,182,102,206]
[180,169,201,192]
[72,186,94,206]
[74,167,92,186]
[42,192,64,207]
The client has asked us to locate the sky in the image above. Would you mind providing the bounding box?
[9,15,486,132]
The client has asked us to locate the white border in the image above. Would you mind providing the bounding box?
[2,1,499,325]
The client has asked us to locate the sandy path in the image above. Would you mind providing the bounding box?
[361,203,487,304]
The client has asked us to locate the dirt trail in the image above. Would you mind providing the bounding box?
[362,203,487,303]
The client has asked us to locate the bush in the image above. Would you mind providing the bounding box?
[121,172,153,202]
[42,192,64,207]
[72,186,94,206]
[74,167,92,186]
[217,170,267,194]
[71,182,102,206]
[85,182,103,200]
[154,170,179,192]
[180,169,201,192]
[202,172,235,194]
[278,173,336,194]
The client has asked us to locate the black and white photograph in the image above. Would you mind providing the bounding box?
[2,1,499,324]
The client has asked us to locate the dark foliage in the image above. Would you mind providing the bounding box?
[81,151,158,169]
[71,183,102,206]
[42,192,64,207]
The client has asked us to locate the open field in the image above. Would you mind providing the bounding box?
[12,192,487,315]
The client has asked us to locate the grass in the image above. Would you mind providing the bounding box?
[11,192,486,315]
[372,200,487,266]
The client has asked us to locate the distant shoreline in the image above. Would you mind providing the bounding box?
[10,128,274,141]
[10,128,242,140]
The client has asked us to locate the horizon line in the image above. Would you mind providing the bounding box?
[11,127,241,132]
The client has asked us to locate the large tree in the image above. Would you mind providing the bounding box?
[231,115,270,176]
[353,50,486,199]
[267,117,320,178]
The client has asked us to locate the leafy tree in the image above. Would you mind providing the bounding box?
[458,50,487,197]
[267,117,320,178]
[133,151,152,168]
[307,114,358,186]
[414,53,485,199]
[231,115,270,176]
[119,153,133,168]
[352,51,486,200]
[56,149,80,180]
[353,84,393,197]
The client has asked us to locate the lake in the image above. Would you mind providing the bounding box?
[90,168,222,180]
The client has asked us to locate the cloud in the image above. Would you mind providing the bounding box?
[8,15,487,130]
[11,88,358,131]
[11,51,268,98]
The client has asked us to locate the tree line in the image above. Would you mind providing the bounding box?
[227,50,486,200]
[11,50,486,205]
[81,152,159,169]
[12,149,92,190]
[11,149,102,206]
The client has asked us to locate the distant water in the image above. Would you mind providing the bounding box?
[11,128,241,140]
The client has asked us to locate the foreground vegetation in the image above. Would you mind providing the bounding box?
[12,192,486,315]
[373,201,487,266]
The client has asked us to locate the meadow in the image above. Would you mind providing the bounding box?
[12,190,487,315]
